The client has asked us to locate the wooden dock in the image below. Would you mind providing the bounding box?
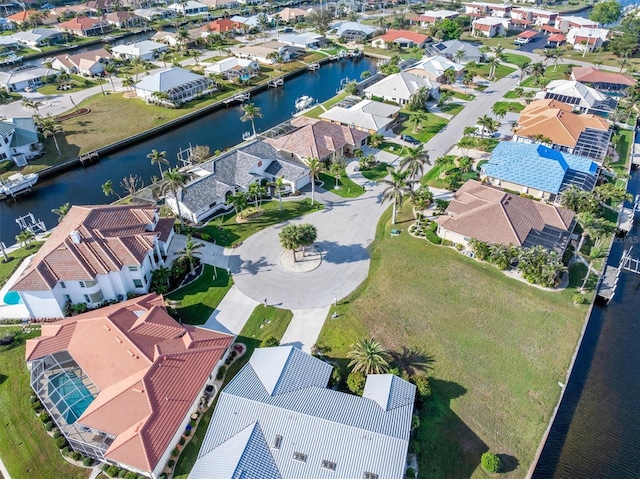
[223,93,250,105]
[597,264,620,302]
[79,151,99,166]
[267,78,284,88]
[307,63,320,71]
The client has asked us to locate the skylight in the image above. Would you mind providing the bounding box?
[292,452,307,462]
[321,460,337,471]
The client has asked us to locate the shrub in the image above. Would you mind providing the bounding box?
[118,470,127,478]
[72,302,88,314]
[61,447,70,456]
[106,465,120,477]
[261,335,279,348]
[82,456,93,467]
[53,430,61,439]
[39,413,51,423]
[0,159,12,172]
[231,350,237,358]
[573,294,589,305]
[216,365,226,380]
[184,427,192,436]
[44,421,54,431]
[406,467,416,478]
[411,414,420,431]
[201,233,210,241]
[347,371,366,395]
[159,474,168,479]
[29,395,38,404]
[55,436,67,449]
[412,375,431,399]
[124,472,138,479]
[30,400,41,411]
[179,437,186,446]
[168,459,175,468]
[101,464,110,472]
[329,366,342,387]
[481,452,501,473]
[70,451,81,461]
[409,440,421,455]
[172,447,179,457]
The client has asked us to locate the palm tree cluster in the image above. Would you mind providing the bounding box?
[278,223,318,262]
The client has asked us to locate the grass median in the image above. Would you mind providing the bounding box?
[316,206,587,478]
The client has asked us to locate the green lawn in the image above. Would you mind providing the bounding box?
[173,305,292,479]
[493,100,525,112]
[503,90,522,99]
[421,156,457,188]
[451,91,475,101]
[520,67,568,88]
[475,63,517,80]
[398,113,448,143]
[304,92,349,119]
[613,129,634,176]
[0,328,91,479]
[361,163,390,182]
[316,206,588,478]
[0,242,43,288]
[439,103,464,116]
[166,265,233,325]
[319,171,365,198]
[37,75,98,95]
[502,53,531,67]
[198,199,322,247]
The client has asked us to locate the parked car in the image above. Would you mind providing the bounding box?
[514,37,529,46]
[401,134,421,145]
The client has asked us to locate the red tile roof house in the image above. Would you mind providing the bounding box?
[202,18,244,35]
[25,293,234,478]
[57,16,111,37]
[265,117,369,162]
[10,204,175,319]
[371,29,429,49]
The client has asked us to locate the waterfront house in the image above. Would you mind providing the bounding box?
[51,48,112,76]
[279,32,325,49]
[0,64,60,91]
[278,7,308,23]
[166,140,310,223]
[204,57,259,81]
[471,17,509,37]
[167,0,209,16]
[363,71,440,106]
[331,21,378,42]
[6,9,55,27]
[10,204,175,319]
[371,29,429,49]
[133,7,174,21]
[411,10,458,27]
[406,55,465,83]
[566,27,609,53]
[425,39,483,63]
[510,7,557,26]
[0,117,41,166]
[202,18,244,35]
[57,17,111,37]
[480,142,599,201]
[112,40,167,61]
[25,293,233,479]
[104,10,143,28]
[464,2,511,18]
[513,99,611,161]
[230,41,291,64]
[265,117,369,163]
[535,80,618,116]
[11,28,65,48]
[554,15,599,33]
[134,67,217,106]
[571,66,636,94]
[320,98,400,135]
[151,29,200,48]
[436,179,575,254]
[189,346,416,479]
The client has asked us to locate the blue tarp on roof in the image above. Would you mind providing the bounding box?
[481,142,598,194]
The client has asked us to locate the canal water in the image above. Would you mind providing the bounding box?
[533,152,640,478]
[0,56,375,244]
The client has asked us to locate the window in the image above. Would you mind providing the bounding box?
[363,473,378,479]
[292,452,307,462]
[60,281,66,289]
[321,460,336,471]
[128,265,138,272]
[3,136,8,144]
[79,281,86,288]
[0,153,6,160]
[64,294,71,303]
[84,294,90,303]
[133,279,143,288]
[273,435,283,449]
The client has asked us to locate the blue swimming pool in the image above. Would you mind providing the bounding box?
[48,371,95,424]
[3,291,22,305]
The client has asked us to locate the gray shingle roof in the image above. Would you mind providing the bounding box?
[10,117,38,147]
[190,347,415,479]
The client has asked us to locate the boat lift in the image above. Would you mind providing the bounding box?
[597,247,640,303]
[15,212,46,235]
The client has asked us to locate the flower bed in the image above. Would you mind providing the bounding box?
[55,108,90,122]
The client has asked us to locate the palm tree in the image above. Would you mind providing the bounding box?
[409,110,427,133]
[530,62,546,85]
[400,145,430,181]
[176,27,190,51]
[51,203,71,223]
[297,223,317,257]
[257,12,271,38]
[477,114,497,138]
[279,223,300,262]
[240,102,263,138]
[22,98,43,115]
[329,160,342,189]
[488,56,501,80]
[38,115,62,156]
[407,86,430,112]
[347,337,392,375]
[16,230,36,249]
[457,156,473,173]
[368,133,384,148]
[454,48,466,63]
[175,235,204,275]
[381,166,412,225]
[271,176,285,211]
[148,149,169,179]
[162,168,187,231]
[158,51,170,69]
[306,157,324,206]
[492,102,509,122]
[434,155,454,178]
[123,76,135,93]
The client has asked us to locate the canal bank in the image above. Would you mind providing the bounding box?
[0,55,376,244]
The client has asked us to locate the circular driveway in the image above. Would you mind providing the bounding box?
[229,185,387,310]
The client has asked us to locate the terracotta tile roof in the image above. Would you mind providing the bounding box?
[12,205,173,291]
[518,30,538,39]
[437,180,574,247]
[205,18,242,32]
[264,119,368,160]
[548,33,566,43]
[7,10,38,21]
[25,293,233,474]
[58,16,106,31]
[572,66,636,87]
[374,29,429,44]
[516,98,609,148]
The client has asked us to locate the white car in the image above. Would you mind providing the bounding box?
[514,38,529,46]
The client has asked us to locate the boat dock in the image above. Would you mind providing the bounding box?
[597,247,640,303]
[616,195,640,234]
[223,92,250,105]
[79,150,99,166]
[267,78,284,88]
[307,63,320,71]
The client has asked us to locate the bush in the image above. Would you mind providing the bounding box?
[82,456,93,467]
[61,447,70,456]
[481,452,501,473]
[347,371,366,395]
[39,413,51,423]
[118,470,127,478]
[44,421,54,431]
[179,437,186,446]
[184,427,192,436]
[406,467,416,478]
[0,159,12,172]
[70,451,81,461]
[106,465,120,477]
[101,464,110,472]
[29,395,38,404]
[329,366,342,387]
[261,335,279,348]
[53,430,61,439]
[55,436,68,449]
[30,400,41,411]
[124,472,138,479]
[412,375,431,399]
[168,459,175,468]
[573,294,589,305]
[216,365,226,380]
[409,440,421,455]
[172,447,179,457]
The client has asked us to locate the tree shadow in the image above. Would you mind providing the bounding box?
[230,255,273,276]
[314,240,370,264]
[390,347,435,376]
[498,453,519,473]
[0,374,7,386]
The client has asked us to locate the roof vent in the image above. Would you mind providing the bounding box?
[69,230,81,244]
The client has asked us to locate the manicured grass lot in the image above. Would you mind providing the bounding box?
[439,103,464,116]
[0,242,43,287]
[173,305,292,479]
[450,91,475,101]
[198,199,322,247]
[361,163,390,182]
[0,328,91,479]
[475,62,517,80]
[612,129,634,177]
[493,100,525,112]
[503,90,522,99]
[316,207,588,478]
[398,112,448,143]
[502,53,531,67]
[520,67,568,88]
[319,171,364,198]
[166,265,233,325]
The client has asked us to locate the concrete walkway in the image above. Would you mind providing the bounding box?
[202,285,259,335]
[280,307,331,353]
[0,455,12,479]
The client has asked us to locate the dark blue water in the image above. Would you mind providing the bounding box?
[534,143,640,478]
[0,57,375,244]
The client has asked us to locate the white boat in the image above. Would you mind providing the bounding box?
[0,173,38,197]
[295,96,314,110]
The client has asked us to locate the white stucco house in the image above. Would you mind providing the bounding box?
[0,64,60,91]
[167,0,209,16]
[111,40,167,61]
[0,117,42,166]
[363,71,440,106]
[134,67,217,106]
[204,57,259,81]
[10,205,175,319]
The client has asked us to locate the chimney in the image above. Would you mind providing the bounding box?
[69,230,81,244]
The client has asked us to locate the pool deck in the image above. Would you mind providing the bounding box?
[0,254,31,320]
